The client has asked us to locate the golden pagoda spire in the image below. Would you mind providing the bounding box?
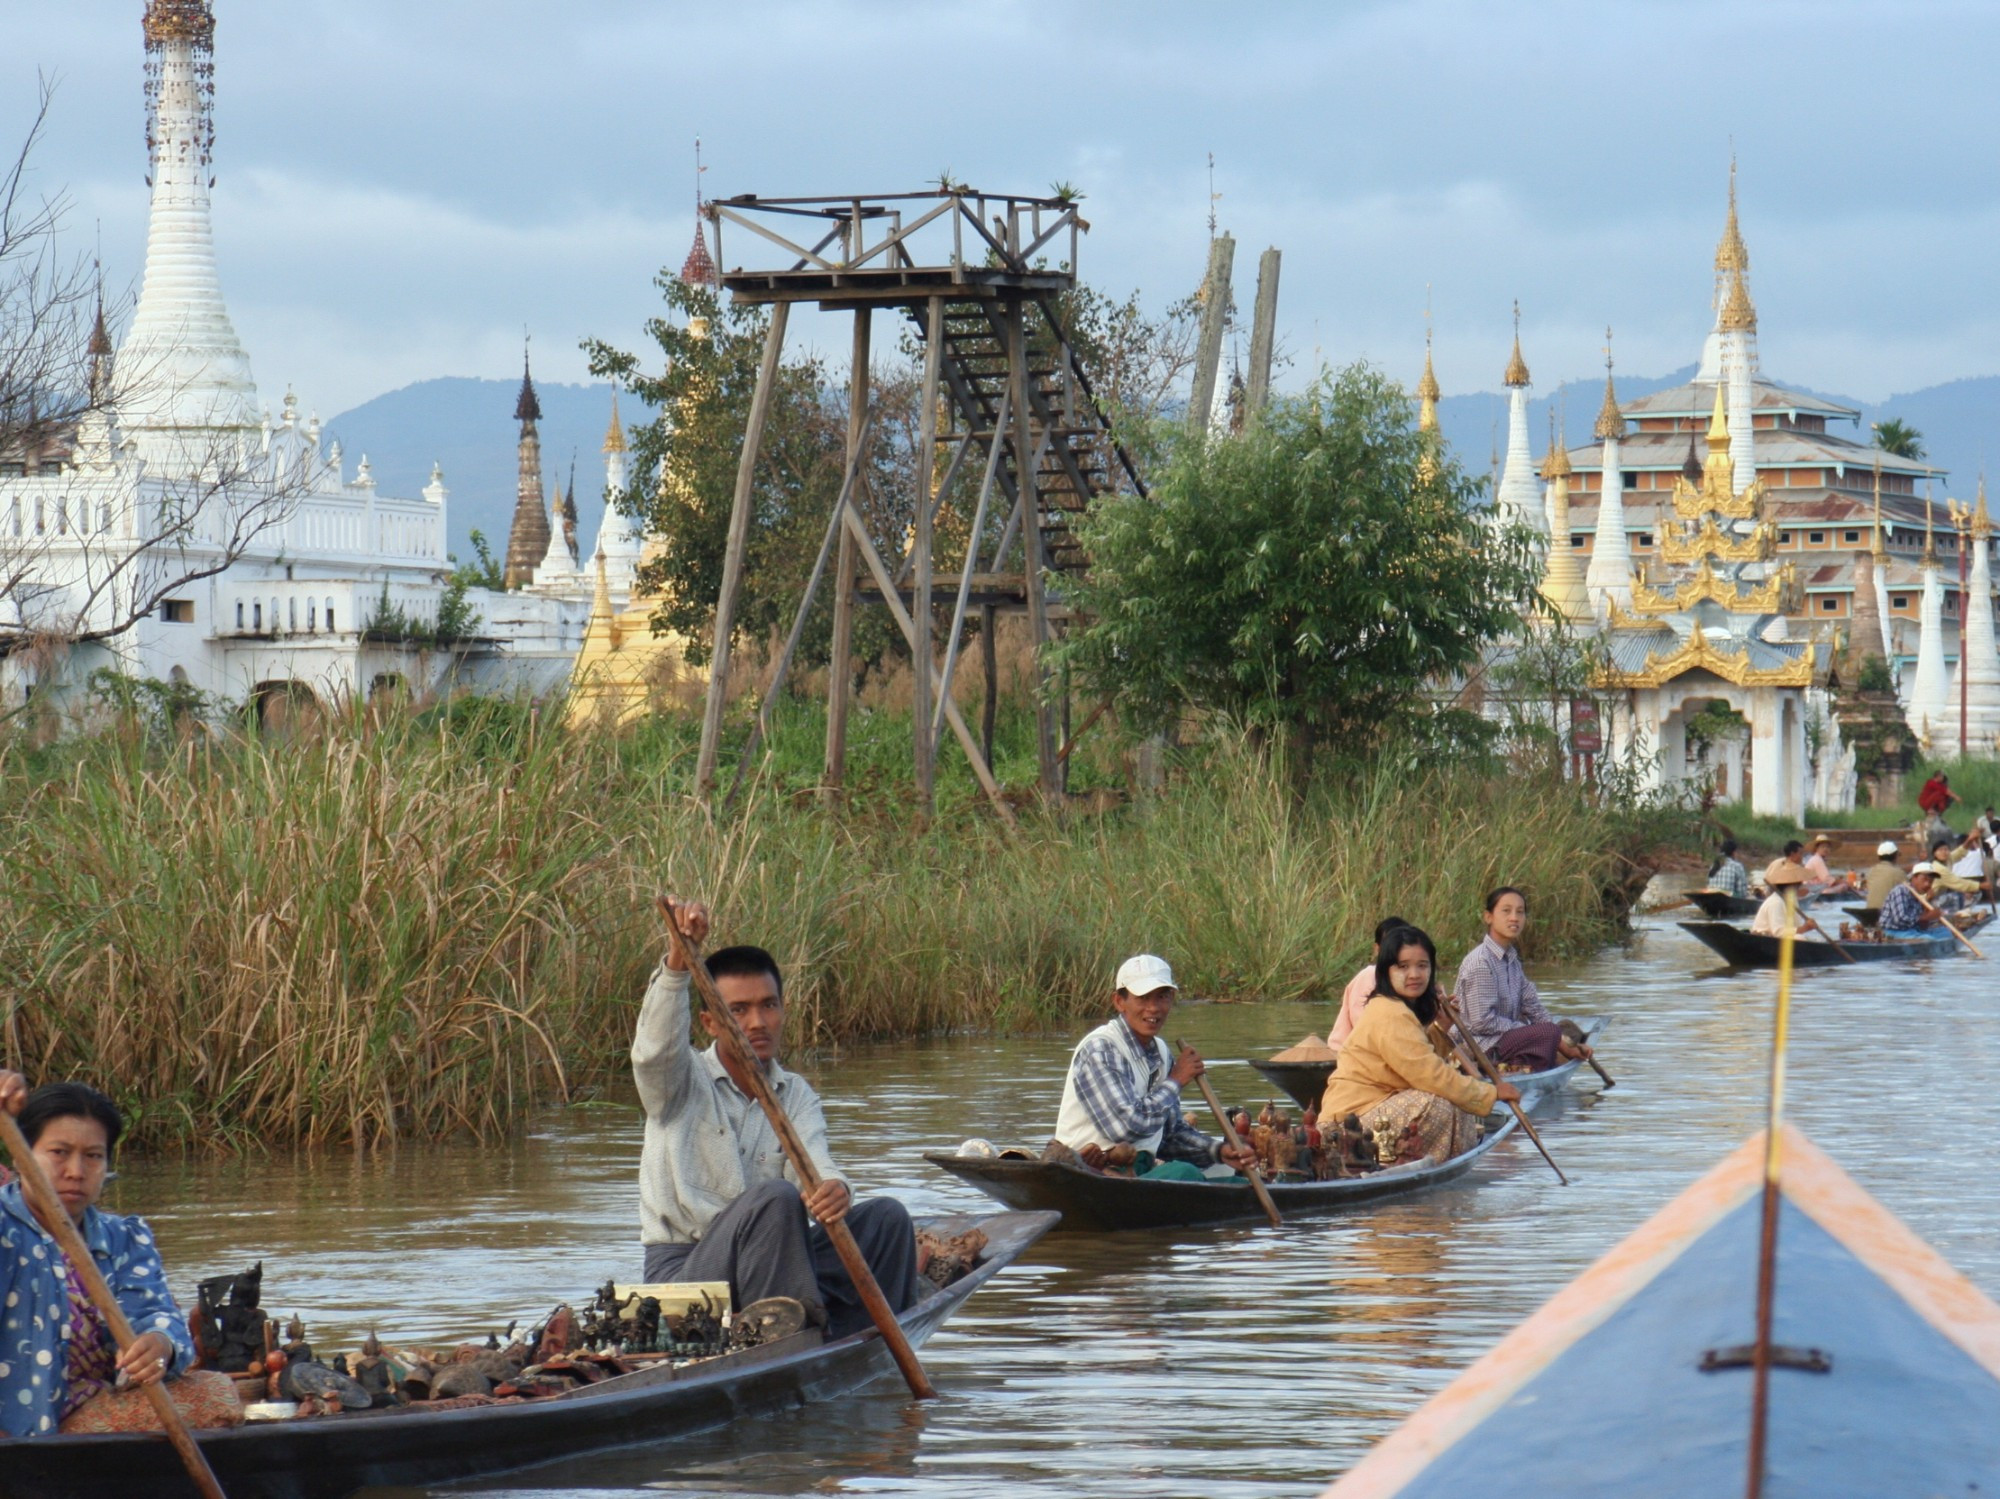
[1417,301,1441,431]
[1719,273,1758,332]
[1503,299,1530,388]
[1715,156,1750,273]
[602,392,626,454]
[1540,411,1573,478]
[1594,326,1625,440]
[1978,475,1993,540]
[1924,482,1939,567]
[1871,456,1888,560]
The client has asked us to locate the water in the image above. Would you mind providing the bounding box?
[111,907,2000,1497]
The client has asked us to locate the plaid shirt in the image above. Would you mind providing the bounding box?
[1453,934,1552,1048]
[1067,1019,1218,1165]
[1710,858,1750,898]
[1879,881,1927,935]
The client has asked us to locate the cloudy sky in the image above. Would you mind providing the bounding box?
[9,1,1998,416]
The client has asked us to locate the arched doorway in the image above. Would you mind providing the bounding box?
[251,679,323,737]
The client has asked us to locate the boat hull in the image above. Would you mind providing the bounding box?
[1,1209,1057,1499]
[1247,1018,1604,1112]
[925,1115,1519,1231]
[1677,917,1985,967]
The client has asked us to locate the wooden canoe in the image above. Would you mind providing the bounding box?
[1678,915,1990,968]
[0,1209,1057,1499]
[1247,1017,1606,1113]
[1319,1128,2000,1497]
[924,1114,1520,1232]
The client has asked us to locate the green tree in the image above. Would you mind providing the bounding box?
[1053,365,1541,773]
[585,276,917,675]
[449,529,505,591]
[1872,417,1926,460]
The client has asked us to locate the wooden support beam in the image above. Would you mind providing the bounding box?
[696,302,790,792]
[981,603,999,771]
[912,297,943,815]
[934,391,1009,741]
[838,502,1017,830]
[1011,299,1062,800]
[1187,233,1235,435]
[1246,247,1281,417]
[721,406,875,812]
[824,308,870,795]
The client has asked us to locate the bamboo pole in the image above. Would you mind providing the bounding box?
[1914,885,1985,956]
[654,898,936,1400]
[1745,889,1802,1499]
[0,1112,228,1499]
[1437,994,1568,1185]
[912,297,943,814]
[1174,1040,1280,1229]
[824,307,871,796]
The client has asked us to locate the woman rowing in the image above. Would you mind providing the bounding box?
[1319,925,1518,1163]
[0,1071,239,1437]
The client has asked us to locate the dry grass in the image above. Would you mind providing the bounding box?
[0,700,1658,1150]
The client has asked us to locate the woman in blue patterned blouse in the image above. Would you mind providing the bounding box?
[0,1071,200,1437]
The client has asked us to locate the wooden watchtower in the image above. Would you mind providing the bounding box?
[693,189,1143,819]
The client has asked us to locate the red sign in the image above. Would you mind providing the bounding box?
[1569,698,1603,755]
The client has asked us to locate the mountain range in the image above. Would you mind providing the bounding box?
[328,367,2000,564]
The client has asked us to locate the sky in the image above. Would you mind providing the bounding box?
[8,1,2000,418]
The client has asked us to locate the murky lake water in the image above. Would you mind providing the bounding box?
[112,904,2000,1497]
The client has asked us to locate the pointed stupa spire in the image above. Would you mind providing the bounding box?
[1417,333,1441,430]
[1537,413,1589,624]
[514,343,542,423]
[1493,302,1544,542]
[602,391,626,454]
[1924,483,1939,567]
[1715,156,1750,273]
[1594,328,1625,441]
[1912,482,1950,746]
[1502,299,1531,388]
[1950,474,2000,747]
[1587,329,1634,615]
[1719,273,1758,332]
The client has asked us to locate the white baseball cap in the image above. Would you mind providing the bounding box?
[1115,953,1176,996]
[1911,862,1943,878]
[1877,840,1900,857]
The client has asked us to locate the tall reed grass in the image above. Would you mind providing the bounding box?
[0,700,1675,1149]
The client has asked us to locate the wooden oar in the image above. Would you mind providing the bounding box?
[1914,887,1986,957]
[654,896,936,1400]
[1172,1039,1280,1229]
[1796,908,1859,965]
[0,1110,228,1499]
[1437,995,1568,1185]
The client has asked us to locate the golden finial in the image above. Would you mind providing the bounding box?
[1417,294,1441,429]
[1978,475,1992,539]
[1594,326,1625,441]
[602,393,626,454]
[1541,411,1573,478]
[1719,273,1758,331]
[1924,482,1938,566]
[1706,378,1731,453]
[1715,156,1750,273]
[1503,299,1530,388]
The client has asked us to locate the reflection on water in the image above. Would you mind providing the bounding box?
[112,913,2000,1497]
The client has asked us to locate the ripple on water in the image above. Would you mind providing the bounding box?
[111,912,2000,1496]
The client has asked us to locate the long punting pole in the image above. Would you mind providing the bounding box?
[1745,889,1801,1499]
[1174,1039,1281,1229]
[0,1112,229,1499]
[654,897,936,1400]
[1438,994,1567,1185]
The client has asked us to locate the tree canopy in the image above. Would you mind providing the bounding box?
[1053,365,1541,766]
[1872,417,1926,460]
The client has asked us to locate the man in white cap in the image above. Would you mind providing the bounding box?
[1864,840,1908,910]
[1049,955,1258,1181]
[1879,863,1946,939]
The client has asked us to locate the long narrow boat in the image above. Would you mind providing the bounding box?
[1248,1017,1606,1113]
[1318,1128,2000,1496]
[1678,915,1988,968]
[925,1114,1518,1232]
[3,1209,1057,1499]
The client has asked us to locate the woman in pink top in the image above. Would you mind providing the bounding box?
[1330,915,1410,1050]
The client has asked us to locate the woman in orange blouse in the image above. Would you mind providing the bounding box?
[1320,925,1520,1163]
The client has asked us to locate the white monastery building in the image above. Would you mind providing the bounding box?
[0,1,606,722]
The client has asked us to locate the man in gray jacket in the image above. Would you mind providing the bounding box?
[631,899,918,1338]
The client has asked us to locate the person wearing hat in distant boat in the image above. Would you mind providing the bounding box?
[1049,954,1259,1182]
[1801,834,1857,897]
[1879,863,1948,939]
[1750,859,1836,940]
[1864,841,1909,910]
